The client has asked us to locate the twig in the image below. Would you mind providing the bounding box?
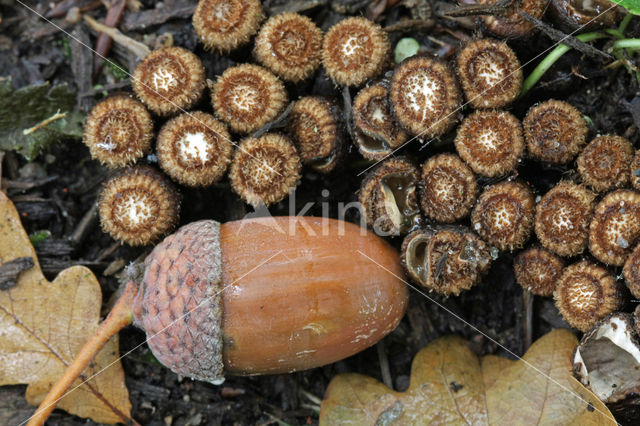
[94,0,127,75]
[439,0,513,18]
[384,18,434,33]
[22,111,67,135]
[84,14,150,60]
[69,201,98,246]
[520,11,611,60]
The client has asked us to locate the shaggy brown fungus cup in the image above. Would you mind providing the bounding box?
[456,38,522,109]
[401,227,492,296]
[83,95,153,168]
[471,181,535,251]
[193,0,264,52]
[419,153,478,223]
[514,246,564,297]
[321,17,390,87]
[535,181,596,257]
[352,80,408,161]
[156,112,234,187]
[228,133,301,207]
[254,13,323,83]
[132,47,206,116]
[454,110,524,178]
[211,63,288,134]
[390,56,461,139]
[577,135,634,193]
[359,158,422,236]
[554,260,624,332]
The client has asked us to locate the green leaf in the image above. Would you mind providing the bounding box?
[610,0,640,15]
[0,78,84,161]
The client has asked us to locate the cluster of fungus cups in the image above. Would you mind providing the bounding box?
[79,0,639,342]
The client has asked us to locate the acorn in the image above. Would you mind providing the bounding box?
[29,217,409,424]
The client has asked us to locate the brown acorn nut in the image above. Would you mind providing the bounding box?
[478,0,548,38]
[212,63,288,134]
[352,80,408,161]
[83,95,153,168]
[156,112,234,187]
[287,96,343,173]
[454,110,524,177]
[456,38,522,109]
[577,135,635,193]
[589,189,640,266]
[254,13,323,83]
[554,261,624,332]
[98,166,180,246]
[535,181,597,257]
[132,47,206,116]
[523,100,588,164]
[390,56,461,139]
[229,133,301,207]
[624,244,640,299]
[514,246,564,297]
[401,227,492,296]
[192,0,264,52]
[420,153,478,223]
[359,158,422,236]
[321,17,390,87]
[631,150,640,191]
[29,217,409,424]
[471,181,535,251]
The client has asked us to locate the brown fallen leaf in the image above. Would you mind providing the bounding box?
[320,329,616,425]
[0,191,132,424]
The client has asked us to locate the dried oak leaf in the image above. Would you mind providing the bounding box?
[320,329,615,425]
[0,191,131,424]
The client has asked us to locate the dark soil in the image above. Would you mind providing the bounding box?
[1,0,639,425]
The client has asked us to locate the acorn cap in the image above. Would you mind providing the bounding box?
[390,56,461,139]
[478,0,547,38]
[523,100,588,164]
[456,38,522,109]
[229,133,301,207]
[322,17,390,87]
[624,244,640,299]
[419,153,478,223]
[454,109,524,177]
[287,96,343,173]
[577,135,635,193]
[156,111,233,187]
[534,181,596,257]
[132,47,206,116]
[352,80,408,161]
[471,181,535,251]
[359,158,422,236]
[98,166,181,246]
[554,260,623,332]
[212,63,288,134]
[254,13,323,82]
[132,220,225,384]
[193,0,264,52]
[401,227,492,296]
[589,189,640,266]
[513,246,564,297]
[83,95,153,168]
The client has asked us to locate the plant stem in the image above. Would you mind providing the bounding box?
[521,32,608,96]
[612,38,640,50]
[27,281,137,426]
[619,12,634,35]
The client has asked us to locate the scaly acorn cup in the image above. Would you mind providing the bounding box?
[28,217,408,425]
